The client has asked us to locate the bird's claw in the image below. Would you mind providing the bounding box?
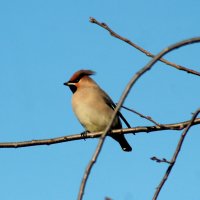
[81,131,88,140]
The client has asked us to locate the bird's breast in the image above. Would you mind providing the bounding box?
[72,88,120,132]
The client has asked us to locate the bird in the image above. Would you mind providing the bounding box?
[64,69,132,152]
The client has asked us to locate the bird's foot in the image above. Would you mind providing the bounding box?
[81,131,89,140]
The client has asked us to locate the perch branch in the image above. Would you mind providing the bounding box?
[0,118,200,149]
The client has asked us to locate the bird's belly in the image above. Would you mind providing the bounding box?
[72,101,117,132]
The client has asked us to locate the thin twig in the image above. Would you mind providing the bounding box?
[77,37,200,200]
[151,156,171,164]
[89,17,200,77]
[0,118,200,149]
[121,105,162,126]
[152,108,200,200]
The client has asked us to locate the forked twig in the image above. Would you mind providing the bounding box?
[152,108,200,200]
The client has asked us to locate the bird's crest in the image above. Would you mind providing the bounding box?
[69,69,95,82]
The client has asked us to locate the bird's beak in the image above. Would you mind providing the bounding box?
[63,81,74,86]
[63,82,69,86]
[64,81,76,93]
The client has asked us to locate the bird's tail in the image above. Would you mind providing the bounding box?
[111,134,132,152]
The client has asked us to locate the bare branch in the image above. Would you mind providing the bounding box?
[77,37,200,200]
[0,118,200,149]
[152,108,200,200]
[89,17,200,77]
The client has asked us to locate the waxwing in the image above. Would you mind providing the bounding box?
[64,70,132,152]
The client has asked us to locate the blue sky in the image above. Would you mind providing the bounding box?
[0,0,200,199]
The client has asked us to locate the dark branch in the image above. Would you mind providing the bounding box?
[77,36,200,200]
[152,108,200,200]
[89,17,200,77]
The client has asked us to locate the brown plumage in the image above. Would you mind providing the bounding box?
[64,69,132,152]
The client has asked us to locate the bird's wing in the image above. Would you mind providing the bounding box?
[110,101,131,129]
[101,89,131,128]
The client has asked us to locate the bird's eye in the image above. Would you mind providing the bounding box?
[74,78,80,83]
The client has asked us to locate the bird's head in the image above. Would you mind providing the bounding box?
[64,69,96,93]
